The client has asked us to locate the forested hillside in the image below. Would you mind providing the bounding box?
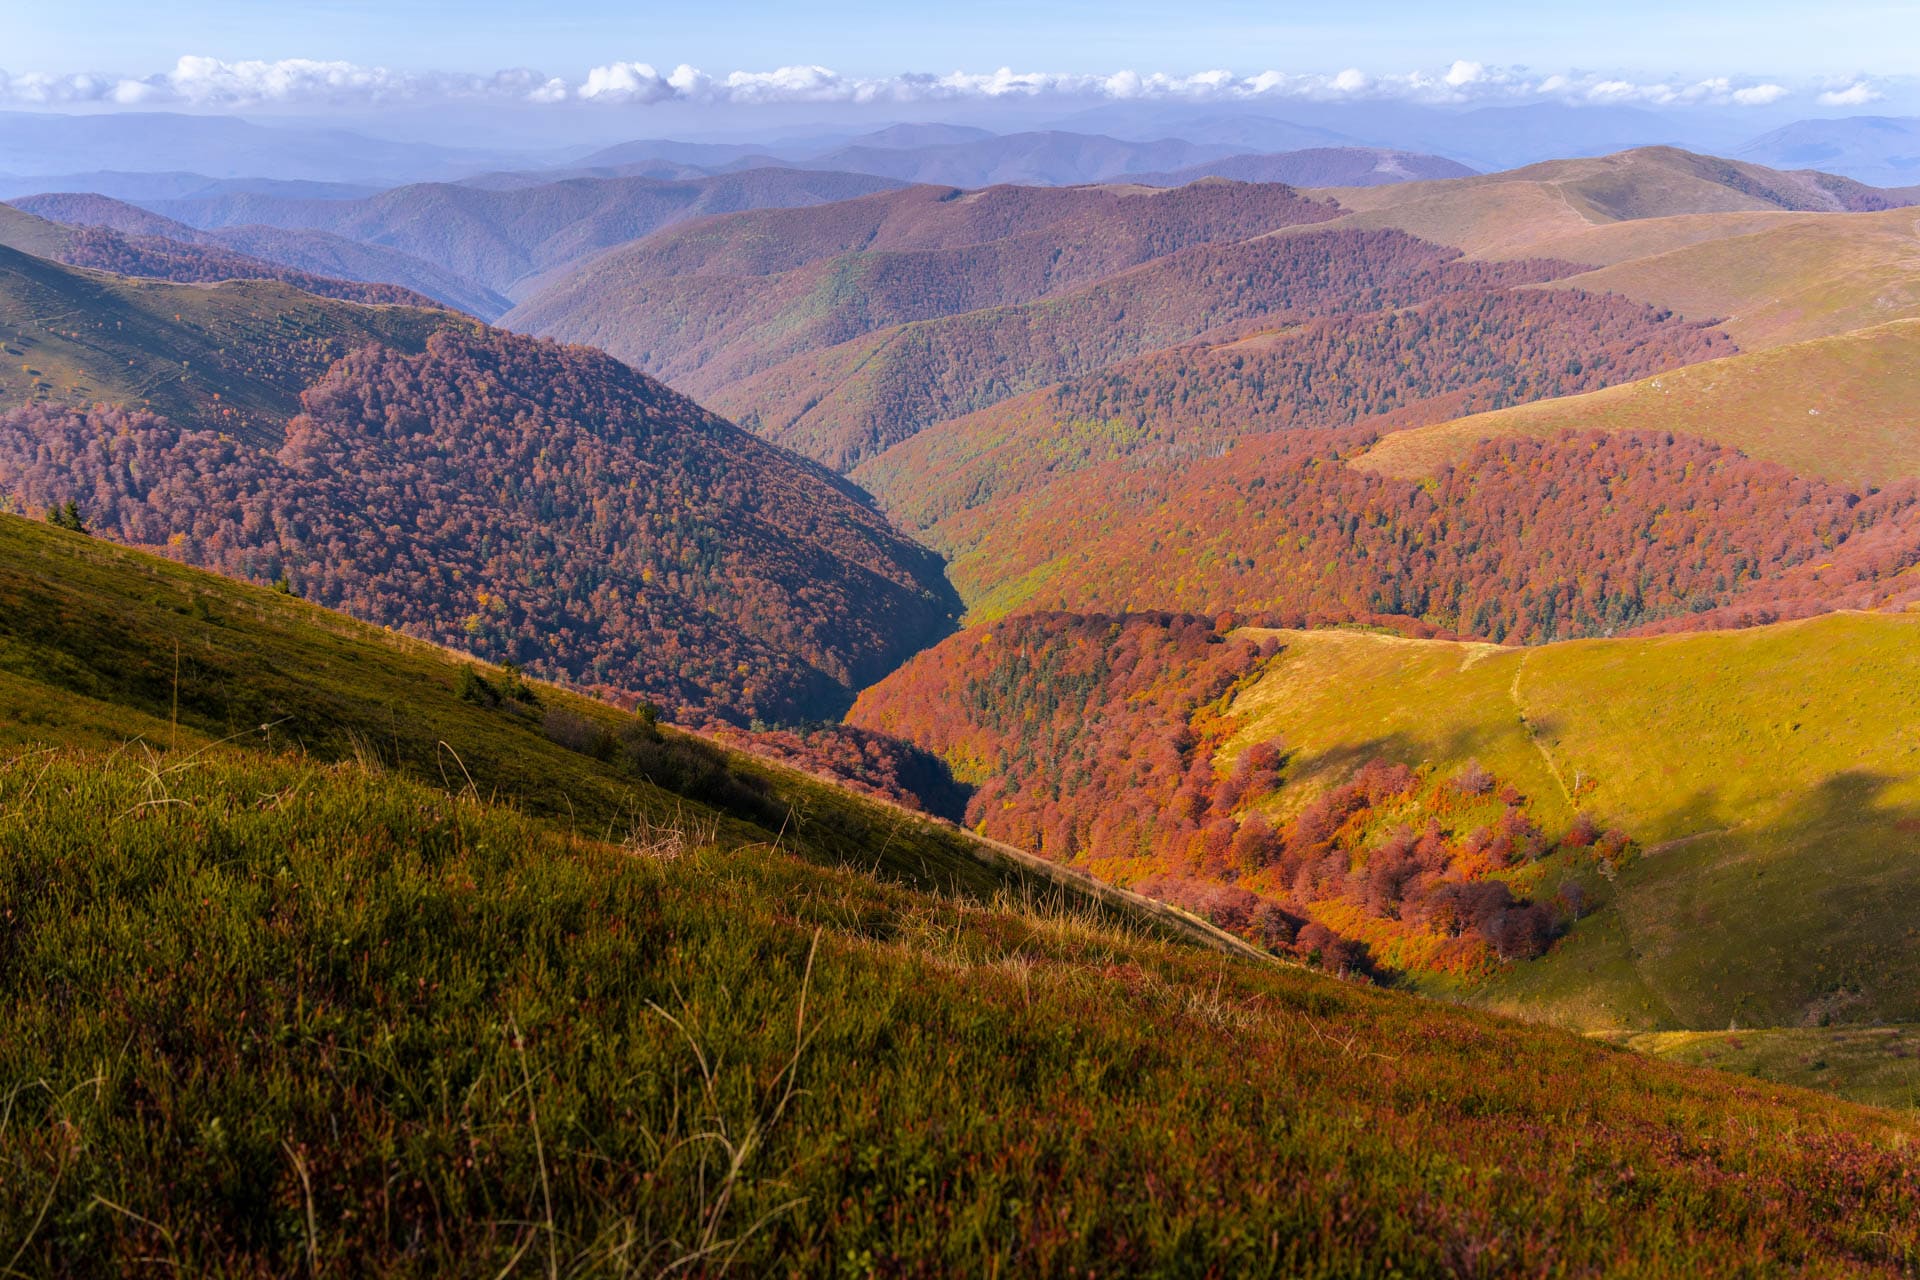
[858,285,1729,531]
[505,180,1348,429]
[852,608,1920,1060]
[707,230,1583,468]
[929,427,1920,637]
[0,328,956,722]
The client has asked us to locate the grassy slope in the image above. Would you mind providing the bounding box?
[9,750,1920,1274]
[0,511,1254,955]
[1357,317,1920,486]
[1222,616,1920,1038]
[1544,207,1920,351]
[1627,1025,1920,1112]
[0,243,454,440]
[5,522,1920,1271]
[1312,147,1888,262]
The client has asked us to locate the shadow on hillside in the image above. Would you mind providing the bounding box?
[1571,768,1920,1028]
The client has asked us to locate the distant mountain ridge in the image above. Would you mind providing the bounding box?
[12,191,507,316]
[1127,147,1475,187]
[143,167,907,309]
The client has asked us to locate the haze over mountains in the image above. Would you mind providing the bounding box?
[9,75,1920,1270]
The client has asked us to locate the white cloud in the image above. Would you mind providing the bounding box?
[0,55,1843,113]
[1817,80,1881,106]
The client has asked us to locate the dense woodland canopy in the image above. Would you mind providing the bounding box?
[0,330,957,723]
[714,229,1589,469]
[511,180,1346,390]
[937,428,1920,642]
[850,612,1593,976]
[862,286,1731,531]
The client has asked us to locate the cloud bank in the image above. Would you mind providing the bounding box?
[0,55,1880,113]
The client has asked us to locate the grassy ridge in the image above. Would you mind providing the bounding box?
[0,244,453,440]
[5,747,1920,1275]
[1356,318,1920,486]
[1223,617,1920,1031]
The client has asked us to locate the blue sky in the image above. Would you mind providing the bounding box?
[8,0,1914,79]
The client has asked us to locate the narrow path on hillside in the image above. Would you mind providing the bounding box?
[1507,648,1574,808]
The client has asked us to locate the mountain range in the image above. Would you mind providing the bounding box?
[7,115,1920,1272]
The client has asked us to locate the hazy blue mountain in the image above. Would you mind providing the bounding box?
[1737,116,1920,186]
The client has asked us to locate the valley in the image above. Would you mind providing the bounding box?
[5,85,1920,1270]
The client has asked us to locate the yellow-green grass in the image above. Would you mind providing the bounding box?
[1545,206,1920,351]
[1356,317,1920,486]
[1218,615,1920,1031]
[0,511,1260,955]
[0,243,452,439]
[7,748,1920,1272]
[1624,1025,1920,1111]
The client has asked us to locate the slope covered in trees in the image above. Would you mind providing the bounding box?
[933,427,1920,640]
[851,607,1920,1043]
[857,285,1730,532]
[0,199,446,308]
[706,229,1583,469]
[0,328,957,724]
[850,612,1618,979]
[505,179,1343,399]
[5,520,1917,1271]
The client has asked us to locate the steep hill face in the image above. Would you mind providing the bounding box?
[700,230,1583,470]
[920,425,1920,635]
[148,167,906,302]
[0,327,956,724]
[13,192,507,315]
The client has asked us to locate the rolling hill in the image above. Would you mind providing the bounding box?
[692,229,1581,470]
[1541,206,1920,350]
[4,511,1920,1273]
[0,240,454,435]
[504,180,1346,436]
[147,167,907,306]
[1277,146,1919,283]
[12,191,507,315]
[1356,317,1920,487]
[851,607,1920,1100]
[854,284,1732,537]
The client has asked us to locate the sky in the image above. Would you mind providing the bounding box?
[1,0,1914,120]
